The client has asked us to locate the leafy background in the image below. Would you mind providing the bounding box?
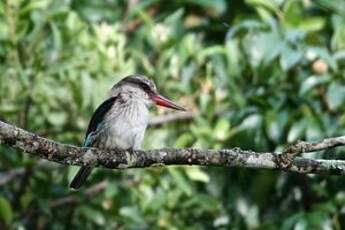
[1,0,345,229]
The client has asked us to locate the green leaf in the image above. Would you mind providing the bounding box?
[50,22,62,51]
[185,167,210,183]
[46,112,67,126]
[80,206,106,226]
[104,182,118,198]
[294,218,308,230]
[243,31,284,67]
[189,0,227,16]
[214,118,230,141]
[119,206,145,224]
[315,0,345,16]
[20,0,50,16]
[282,213,305,230]
[284,1,325,32]
[0,196,13,225]
[280,45,303,70]
[225,39,241,77]
[283,0,302,26]
[265,111,283,143]
[198,45,225,61]
[175,133,194,148]
[299,76,330,96]
[199,93,210,111]
[183,194,219,211]
[246,0,280,15]
[287,120,306,143]
[326,82,345,110]
[306,115,323,141]
[168,168,193,196]
[21,191,33,210]
[331,15,345,50]
[164,8,184,25]
[298,17,325,32]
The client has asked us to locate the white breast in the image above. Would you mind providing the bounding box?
[97,100,149,150]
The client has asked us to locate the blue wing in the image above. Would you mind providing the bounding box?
[83,96,117,147]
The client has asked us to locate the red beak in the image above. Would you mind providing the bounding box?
[151,94,186,111]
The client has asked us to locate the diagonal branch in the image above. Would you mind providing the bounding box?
[1,120,345,175]
[283,137,345,155]
[149,111,198,126]
[50,180,108,207]
[0,161,60,186]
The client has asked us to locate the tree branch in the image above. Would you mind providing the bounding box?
[149,111,198,126]
[0,161,60,186]
[283,137,345,155]
[1,120,345,175]
[50,180,108,207]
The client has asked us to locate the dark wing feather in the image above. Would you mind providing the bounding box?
[71,96,117,189]
[83,96,117,147]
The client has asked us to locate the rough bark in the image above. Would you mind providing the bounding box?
[1,120,345,175]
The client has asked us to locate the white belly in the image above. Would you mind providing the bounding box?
[96,102,149,150]
[106,118,147,150]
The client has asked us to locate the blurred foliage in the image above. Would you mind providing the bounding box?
[1,0,345,229]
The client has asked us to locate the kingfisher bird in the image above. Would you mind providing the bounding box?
[70,74,186,189]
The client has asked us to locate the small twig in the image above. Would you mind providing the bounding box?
[50,180,108,207]
[0,168,24,186]
[149,111,198,126]
[0,160,60,186]
[283,137,345,156]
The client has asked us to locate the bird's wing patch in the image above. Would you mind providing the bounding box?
[83,96,117,147]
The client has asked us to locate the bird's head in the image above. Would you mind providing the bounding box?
[110,74,186,111]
